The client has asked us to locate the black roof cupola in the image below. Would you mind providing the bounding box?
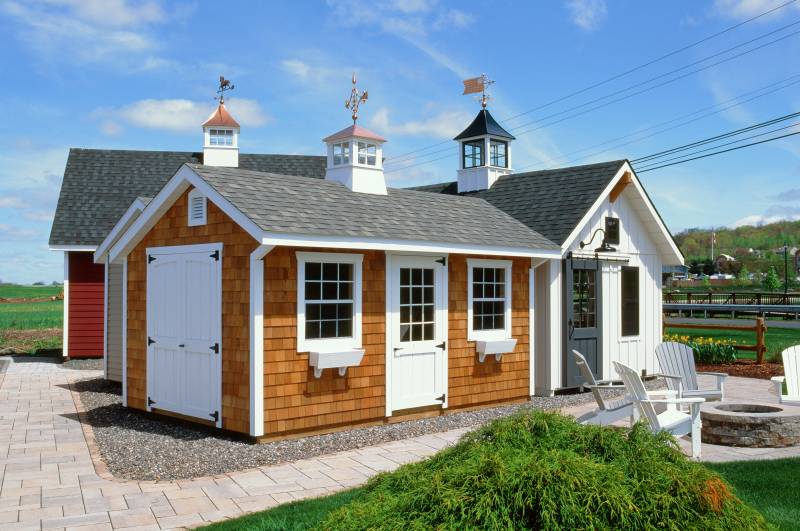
[455,75,514,193]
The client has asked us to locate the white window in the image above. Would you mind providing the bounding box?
[357,142,377,165]
[333,142,350,165]
[209,129,234,146]
[490,139,507,168]
[467,259,512,341]
[297,252,363,352]
[187,189,207,226]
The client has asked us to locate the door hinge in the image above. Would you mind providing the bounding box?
[148,254,156,263]
[147,397,155,407]
[210,342,219,354]
[210,410,219,422]
[436,393,446,403]
[436,341,446,350]
[210,250,220,261]
[148,336,155,346]
[435,256,446,266]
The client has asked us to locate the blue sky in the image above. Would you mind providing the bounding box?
[1,0,799,283]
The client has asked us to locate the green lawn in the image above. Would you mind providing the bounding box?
[0,284,62,299]
[0,300,63,330]
[205,487,365,531]
[708,458,800,531]
[665,326,800,361]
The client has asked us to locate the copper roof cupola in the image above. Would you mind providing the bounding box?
[202,76,240,168]
[323,74,388,195]
[455,75,514,193]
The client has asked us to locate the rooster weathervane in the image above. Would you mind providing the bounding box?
[344,73,368,124]
[215,76,235,104]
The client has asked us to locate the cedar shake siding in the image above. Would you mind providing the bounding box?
[67,251,105,358]
[126,187,258,434]
[262,248,386,436]
[261,249,531,438]
[447,255,531,408]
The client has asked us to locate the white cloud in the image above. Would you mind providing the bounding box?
[369,107,472,138]
[707,80,754,124]
[0,197,27,208]
[280,59,353,87]
[566,0,607,31]
[1,0,177,69]
[731,205,800,227]
[0,224,39,242]
[98,98,272,134]
[434,9,474,30]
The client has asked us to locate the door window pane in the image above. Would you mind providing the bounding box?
[572,269,596,328]
[399,267,435,342]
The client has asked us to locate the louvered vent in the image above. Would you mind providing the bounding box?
[187,190,207,226]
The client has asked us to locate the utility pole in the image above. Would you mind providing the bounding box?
[785,241,790,294]
[711,230,715,275]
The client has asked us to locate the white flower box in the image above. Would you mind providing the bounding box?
[476,339,517,363]
[308,349,365,378]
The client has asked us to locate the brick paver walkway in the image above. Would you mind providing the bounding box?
[1,357,798,529]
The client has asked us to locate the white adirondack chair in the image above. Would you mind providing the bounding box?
[614,361,705,459]
[572,350,636,426]
[656,342,727,401]
[771,345,800,405]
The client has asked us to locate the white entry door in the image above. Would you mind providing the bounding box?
[388,255,448,412]
[146,243,222,427]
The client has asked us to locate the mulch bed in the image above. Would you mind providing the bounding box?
[696,360,784,380]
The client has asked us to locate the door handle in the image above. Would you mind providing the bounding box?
[178,344,185,348]
[393,347,403,353]
[568,319,575,340]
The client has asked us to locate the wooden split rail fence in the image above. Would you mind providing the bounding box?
[663,316,768,364]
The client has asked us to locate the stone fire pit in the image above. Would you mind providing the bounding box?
[701,402,800,448]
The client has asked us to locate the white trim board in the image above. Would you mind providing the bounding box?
[122,259,128,407]
[49,245,97,252]
[560,161,683,265]
[249,244,273,438]
[103,258,109,379]
[62,252,69,359]
[94,198,148,263]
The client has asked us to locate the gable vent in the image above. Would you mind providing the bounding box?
[188,189,207,226]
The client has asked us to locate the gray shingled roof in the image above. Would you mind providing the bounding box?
[411,160,626,245]
[49,149,326,246]
[189,164,557,250]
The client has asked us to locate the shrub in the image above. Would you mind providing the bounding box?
[664,334,738,364]
[315,412,766,530]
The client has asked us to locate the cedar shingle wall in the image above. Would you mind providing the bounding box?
[262,248,386,436]
[447,255,530,408]
[126,187,258,434]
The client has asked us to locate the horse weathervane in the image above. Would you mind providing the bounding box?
[462,74,494,109]
[344,73,368,124]
[215,76,235,104]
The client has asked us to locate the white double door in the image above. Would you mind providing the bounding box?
[146,243,222,426]
[388,255,448,412]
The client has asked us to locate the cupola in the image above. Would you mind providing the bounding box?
[323,74,388,195]
[202,76,240,167]
[455,75,514,193]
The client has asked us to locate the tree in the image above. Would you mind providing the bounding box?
[737,265,751,288]
[764,267,781,292]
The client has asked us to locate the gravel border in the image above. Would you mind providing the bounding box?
[73,376,662,481]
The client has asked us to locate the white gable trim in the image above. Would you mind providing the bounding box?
[108,165,263,264]
[560,161,683,264]
[93,198,148,263]
[49,245,97,252]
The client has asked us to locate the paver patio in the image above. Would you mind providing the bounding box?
[1,357,798,530]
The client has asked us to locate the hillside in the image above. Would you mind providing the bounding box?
[674,219,800,274]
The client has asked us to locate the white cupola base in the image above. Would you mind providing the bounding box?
[323,125,388,195]
[202,103,240,168]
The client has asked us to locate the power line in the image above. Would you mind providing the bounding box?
[384,0,797,164]
[515,73,800,172]
[386,25,800,173]
[634,130,800,173]
[631,110,800,163]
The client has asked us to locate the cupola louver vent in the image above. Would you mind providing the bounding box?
[188,189,207,226]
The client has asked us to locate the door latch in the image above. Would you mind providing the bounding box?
[393,347,403,353]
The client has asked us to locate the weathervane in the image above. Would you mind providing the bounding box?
[462,74,495,108]
[344,73,368,124]
[215,75,235,104]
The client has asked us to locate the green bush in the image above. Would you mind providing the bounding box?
[315,412,766,530]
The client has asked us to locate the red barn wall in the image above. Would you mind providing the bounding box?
[67,251,105,358]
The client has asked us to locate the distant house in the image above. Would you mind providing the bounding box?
[795,249,800,274]
[714,254,739,275]
[49,92,682,439]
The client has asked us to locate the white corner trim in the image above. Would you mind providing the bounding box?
[62,252,69,359]
[384,252,394,418]
[466,258,513,342]
[560,162,683,265]
[108,164,263,264]
[94,198,147,263]
[121,259,128,407]
[265,233,560,259]
[103,257,108,380]
[50,245,97,252]
[296,251,364,354]
[249,244,273,438]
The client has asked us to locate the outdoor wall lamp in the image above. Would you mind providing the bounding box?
[579,228,616,253]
